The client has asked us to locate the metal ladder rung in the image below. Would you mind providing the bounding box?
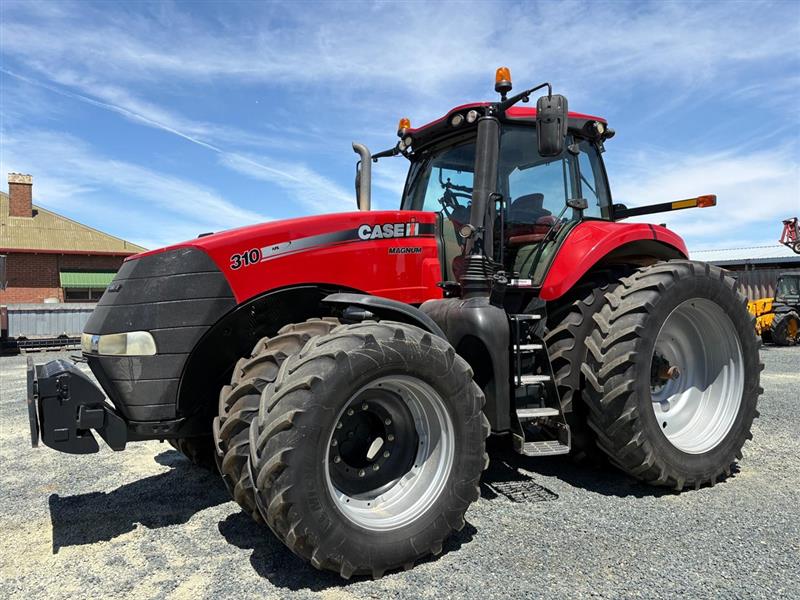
[511,314,541,321]
[517,407,559,419]
[517,374,551,385]
[520,440,571,456]
[514,344,543,352]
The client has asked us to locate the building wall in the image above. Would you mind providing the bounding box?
[722,265,800,301]
[0,252,126,304]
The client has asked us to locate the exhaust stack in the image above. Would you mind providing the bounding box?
[352,143,371,211]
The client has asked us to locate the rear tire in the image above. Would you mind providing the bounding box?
[249,321,489,578]
[214,318,339,522]
[545,269,629,461]
[771,310,800,346]
[582,261,762,490]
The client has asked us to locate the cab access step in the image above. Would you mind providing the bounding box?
[510,313,571,457]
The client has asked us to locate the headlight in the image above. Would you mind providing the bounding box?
[81,331,157,356]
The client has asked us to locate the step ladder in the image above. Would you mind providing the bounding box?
[509,313,571,457]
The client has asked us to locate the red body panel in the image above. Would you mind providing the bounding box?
[539,221,688,300]
[132,211,443,304]
[132,212,687,306]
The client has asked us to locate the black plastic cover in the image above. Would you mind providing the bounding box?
[84,247,235,422]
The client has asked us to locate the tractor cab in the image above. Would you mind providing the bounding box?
[400,104,613,286]
[775,272,800,305]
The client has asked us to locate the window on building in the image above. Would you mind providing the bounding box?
[64,287,106,302]
[59,270,117,303]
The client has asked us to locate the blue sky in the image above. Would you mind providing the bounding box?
[1,0,798,251]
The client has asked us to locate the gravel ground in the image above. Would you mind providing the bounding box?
[1,347,798,599]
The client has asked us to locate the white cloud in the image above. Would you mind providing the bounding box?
[610,147,800,247]
[0,129,270,247]
[220,153,353,213]
[3,1,798,101]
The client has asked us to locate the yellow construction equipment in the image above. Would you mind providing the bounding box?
[748,272,800,346]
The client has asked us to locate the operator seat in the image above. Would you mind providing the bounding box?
[506,193,555,246]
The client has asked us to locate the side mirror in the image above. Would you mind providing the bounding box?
[536,94,568,157]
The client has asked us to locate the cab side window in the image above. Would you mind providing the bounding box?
[576,140,610,219]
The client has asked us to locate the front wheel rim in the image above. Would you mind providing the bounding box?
[650,298,745,454]
[324,375,455,531]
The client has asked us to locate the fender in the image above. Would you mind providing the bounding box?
[323,293,447,339]
[540,221,688,300]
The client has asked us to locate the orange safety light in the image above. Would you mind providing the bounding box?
[495,66,511,85]
[397,117,411,135]
[697,194,717,208]
[495,66,512,99]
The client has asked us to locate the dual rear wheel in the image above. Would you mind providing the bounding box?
[213,319,489,578]
[581,261,762,488]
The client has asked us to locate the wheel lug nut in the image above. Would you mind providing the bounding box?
[387,434,395,441]
[333,456,341,463]
[384,418,392,425]
[362,403,369,410]
[383,451,390,458]
[373,464,380,471]
[336,422,342,429]
[347,408,354,416]
[358,469,366,477]
[331,439,338,447]
[348,431,354,438]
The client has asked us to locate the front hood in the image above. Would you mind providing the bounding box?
[126,210,443,304]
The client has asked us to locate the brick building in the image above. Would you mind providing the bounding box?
[0,174,146,304]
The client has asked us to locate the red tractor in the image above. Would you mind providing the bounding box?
[27,69,761,579]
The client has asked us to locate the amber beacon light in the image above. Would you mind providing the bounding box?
[495,66,512,99]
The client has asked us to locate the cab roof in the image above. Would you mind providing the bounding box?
[406,102,607,149]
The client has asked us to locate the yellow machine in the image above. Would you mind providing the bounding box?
[748,272,800,345]
[748,297,776,336]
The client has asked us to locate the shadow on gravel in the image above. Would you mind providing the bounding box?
[218,511,477,590]
[484,440,683,499]
[48,450,228,553]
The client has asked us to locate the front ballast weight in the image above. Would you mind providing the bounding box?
[27,358,127,454]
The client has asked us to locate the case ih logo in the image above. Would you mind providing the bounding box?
[358,222,419,240]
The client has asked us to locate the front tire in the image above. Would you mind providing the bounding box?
[582,261,762,490]
[771,309,800,346]
[214,319,339,522]
[249,321,489,578]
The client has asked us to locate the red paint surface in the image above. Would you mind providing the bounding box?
[128,210,688,307]
[539,221,688,300]
[130,211,443,304]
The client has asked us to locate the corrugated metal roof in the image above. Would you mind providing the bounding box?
[59,271,117,288]
[0,191,147,254]
[690,244,800,265]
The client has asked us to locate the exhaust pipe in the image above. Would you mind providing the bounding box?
[352,142,371,211]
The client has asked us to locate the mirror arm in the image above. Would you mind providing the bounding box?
[497,82,552,113]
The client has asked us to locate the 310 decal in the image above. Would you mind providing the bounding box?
[230,248,262,270]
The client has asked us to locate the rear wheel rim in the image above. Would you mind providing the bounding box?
[649,298,744,454]
[324,375,454,531]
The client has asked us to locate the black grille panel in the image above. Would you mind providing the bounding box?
[85,247,235,422]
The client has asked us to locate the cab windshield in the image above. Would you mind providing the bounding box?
[402,124,610,280]
[776,276,799,297]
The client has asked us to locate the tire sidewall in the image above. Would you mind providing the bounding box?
[629,271,760,478]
